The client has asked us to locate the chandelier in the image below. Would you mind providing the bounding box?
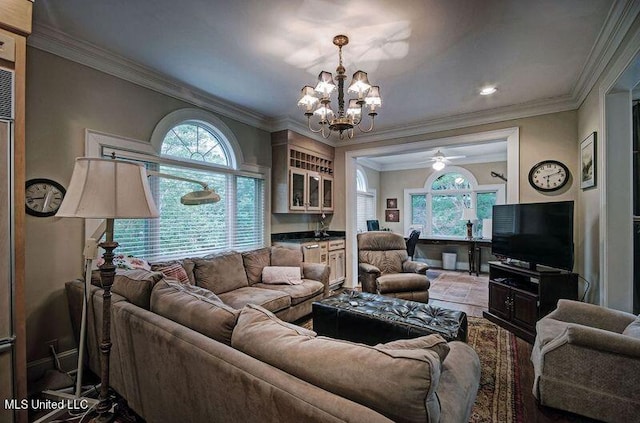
[297,35,382,140]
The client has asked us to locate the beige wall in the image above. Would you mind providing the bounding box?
[25,48,271,364]
[334,110,579,232]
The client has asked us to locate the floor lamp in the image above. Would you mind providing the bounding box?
[56,157,160,422]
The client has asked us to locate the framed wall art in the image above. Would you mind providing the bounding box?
[385,209,399,222]
[386,198,397,209]
[580,132,596,190]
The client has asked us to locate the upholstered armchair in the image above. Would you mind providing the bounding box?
[357,231,430,303]
[531,299,640,423]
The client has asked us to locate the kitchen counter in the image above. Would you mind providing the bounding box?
[271,231,346,244]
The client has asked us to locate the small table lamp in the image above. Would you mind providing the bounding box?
[460,207,478,240]
[56,157,159,422]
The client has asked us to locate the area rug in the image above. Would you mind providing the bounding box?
[297,316,522,423]
[428,271,489,307]
[467,316,522,423]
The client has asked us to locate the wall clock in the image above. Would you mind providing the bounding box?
[528,160,570,192]
[25,178,66,217]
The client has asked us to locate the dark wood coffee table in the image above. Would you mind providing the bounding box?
[312,291,468,345]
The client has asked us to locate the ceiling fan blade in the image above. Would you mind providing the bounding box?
[443,155,465,160]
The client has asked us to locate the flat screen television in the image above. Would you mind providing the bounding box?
[491,201,574,271]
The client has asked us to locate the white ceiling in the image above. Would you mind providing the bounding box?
[31,0,619,142]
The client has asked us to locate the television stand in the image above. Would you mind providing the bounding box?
[483,261,578,343]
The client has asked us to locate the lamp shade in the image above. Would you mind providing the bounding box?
[460,207,478,221]
[56,157,160,219]
[348,70,371,94]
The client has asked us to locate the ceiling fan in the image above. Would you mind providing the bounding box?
[423,150,466,170]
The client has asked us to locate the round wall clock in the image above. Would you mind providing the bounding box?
[25,178,66,217]
[528,160,570,192]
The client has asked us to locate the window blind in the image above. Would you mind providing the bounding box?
[112,160,265,261]
[356,191,376,232]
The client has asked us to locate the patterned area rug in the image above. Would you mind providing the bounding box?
[467,316,522,423]
[297,315,522,422]
[428,272,489,307]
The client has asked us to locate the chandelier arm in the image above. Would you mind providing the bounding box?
[321,126,332,139]
[357,114,376,133]
[307,116,326,134]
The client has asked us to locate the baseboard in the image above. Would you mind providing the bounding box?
[27,348,78,384]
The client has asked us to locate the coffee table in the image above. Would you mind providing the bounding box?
[312,291,467,345]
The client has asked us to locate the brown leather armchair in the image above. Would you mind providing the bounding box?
[357,231,430,303]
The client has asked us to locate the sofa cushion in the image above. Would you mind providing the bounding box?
[376,334,450,364]
[217,286,291,313]
[231,304,442,423]
[92,269,164,310]
[271,246,303,267]
[151,279,239,345]
[253,280,324,305]
[623,315,640,338]
[151,262,191,285]
[376,273,429,293]
[261,266,303,285]
[193,251,249,294]
[242,247,271,285]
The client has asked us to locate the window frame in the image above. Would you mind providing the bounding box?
[403,166,505,238]
[84,124,270,259]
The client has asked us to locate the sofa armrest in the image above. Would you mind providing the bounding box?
[402,260,428,275]
[564,324,640,357]
[358,263,380,274]
[302,262,330,297]
[358,263,380,294]
[547,299,636,333]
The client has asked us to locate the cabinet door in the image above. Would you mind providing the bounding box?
[328,251,337,284]
[307,172,321,211]
[289,169,306,210]
[322,176,333,211]
[489,281,511,320]
[511,288,538,332]
[336,250,345,281]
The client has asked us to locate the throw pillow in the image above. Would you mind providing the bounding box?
[376,334,450,364]
[623,315,640,338]
[96,254,151,271]
[153,262,191,285]
[261,266,303,285]
[232,304,442,423]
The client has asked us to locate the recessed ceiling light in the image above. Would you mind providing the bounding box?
[480,86,497,96]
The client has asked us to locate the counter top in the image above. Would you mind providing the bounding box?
[271,230,346,244]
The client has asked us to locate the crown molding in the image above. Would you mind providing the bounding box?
[572,0,640,106]
[339,95,577,146]
[27,23,273,131]
[356,158,382,172]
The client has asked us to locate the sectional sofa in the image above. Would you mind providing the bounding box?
[65,246,481,422]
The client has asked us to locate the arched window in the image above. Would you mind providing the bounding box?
[405,166,504,238]
[161,121,231,166]
[110,109,264,260]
